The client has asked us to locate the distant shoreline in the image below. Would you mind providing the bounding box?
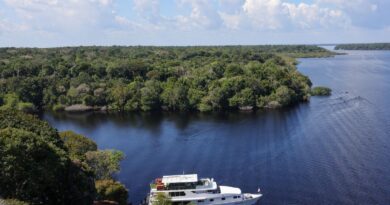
[335,43,390,50]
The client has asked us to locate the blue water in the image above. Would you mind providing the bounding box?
[43,50,390,205]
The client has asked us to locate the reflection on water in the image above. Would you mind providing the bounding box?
[43,50,390,205]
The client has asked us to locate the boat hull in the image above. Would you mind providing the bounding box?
[148,194,261,205]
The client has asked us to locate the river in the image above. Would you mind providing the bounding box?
[42,49,390,204]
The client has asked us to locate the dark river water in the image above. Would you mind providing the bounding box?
[43,50,390,205]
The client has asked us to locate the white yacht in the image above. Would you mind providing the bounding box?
[148,174,262,205]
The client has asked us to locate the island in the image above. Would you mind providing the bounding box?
[311,86,332,96]
[0,45,334,113]
[335,43,390,50]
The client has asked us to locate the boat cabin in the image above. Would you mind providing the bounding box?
[152,174,216,191]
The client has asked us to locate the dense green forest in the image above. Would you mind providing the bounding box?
[0,45,334,112]
[0,110,129,205]
[335,43,390,50]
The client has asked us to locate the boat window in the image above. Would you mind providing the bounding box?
[221,197,226,200]
[209,199,214,202]
[198,200,204,203]
[233,196,238,199]
[167,182,197,190]
[238,196,241,198]
[169,192,186,197]
[172,202,191,205]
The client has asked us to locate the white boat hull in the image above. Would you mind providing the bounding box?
[147,174,262,205]
[148,193,262,205]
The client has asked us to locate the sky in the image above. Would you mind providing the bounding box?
[0,0,390,47]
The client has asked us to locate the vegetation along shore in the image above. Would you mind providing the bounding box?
[0,110,129,205]
[335,43,390,50]
[0,45,333,113]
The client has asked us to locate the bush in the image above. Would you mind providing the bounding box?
[1,199,29,205]
[0,110,63,148]
[0,93,19,110]
[17,102,35,112]
[311,86,332,96]
[95,180,128,205]
[60,130,98,160]
[53,104,65,111]
[85,150,124,180]
[152,193,172,205]
[0,128,68,204]
[0,111,96,205]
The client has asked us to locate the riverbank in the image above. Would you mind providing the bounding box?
[42,50,390,204]
[0,45,335,114]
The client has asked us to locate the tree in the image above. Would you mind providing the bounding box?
[85,150,125,180]
[229,88,255,108]
[0,128,94,205]
[224,63,243,77]
[152,193,172,205]
[311,86,332,96]
[0,111,96,205]
[187,88,205,109]
[110,83,131,112]
[124,80,143,111]
[140,80,161,111]
[59,131,97,161]
[95,180,129,205]
[0,45,329,112]
[17,78,44,108]
[160,78,189,111]
[0,110,63,148]
[0,93,19,110]
[67,87,81,105]
[272,85,296,106]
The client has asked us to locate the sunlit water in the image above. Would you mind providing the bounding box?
[43,50,390,204]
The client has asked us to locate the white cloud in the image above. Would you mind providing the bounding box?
[283,3,349,29]
[176,0,222,29]
[133,0,160,21]
[3,0,117,33]
[317,0,390,29]
[242,0,286,29]
[219,12,241,29]
[219,0,349,30]
[1,0,389,46]
[133,0,159,12]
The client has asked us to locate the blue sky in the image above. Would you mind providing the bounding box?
[0,0,389,47]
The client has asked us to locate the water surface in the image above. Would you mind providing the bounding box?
[43,50,390,204]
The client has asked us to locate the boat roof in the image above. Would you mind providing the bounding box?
[219,186,241,194]
[162,174,198,184]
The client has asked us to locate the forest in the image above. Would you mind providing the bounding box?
[335,43,390,50]
[0,45,334,112]
[0,110,129,205]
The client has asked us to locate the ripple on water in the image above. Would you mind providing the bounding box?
[42,51,390,204]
